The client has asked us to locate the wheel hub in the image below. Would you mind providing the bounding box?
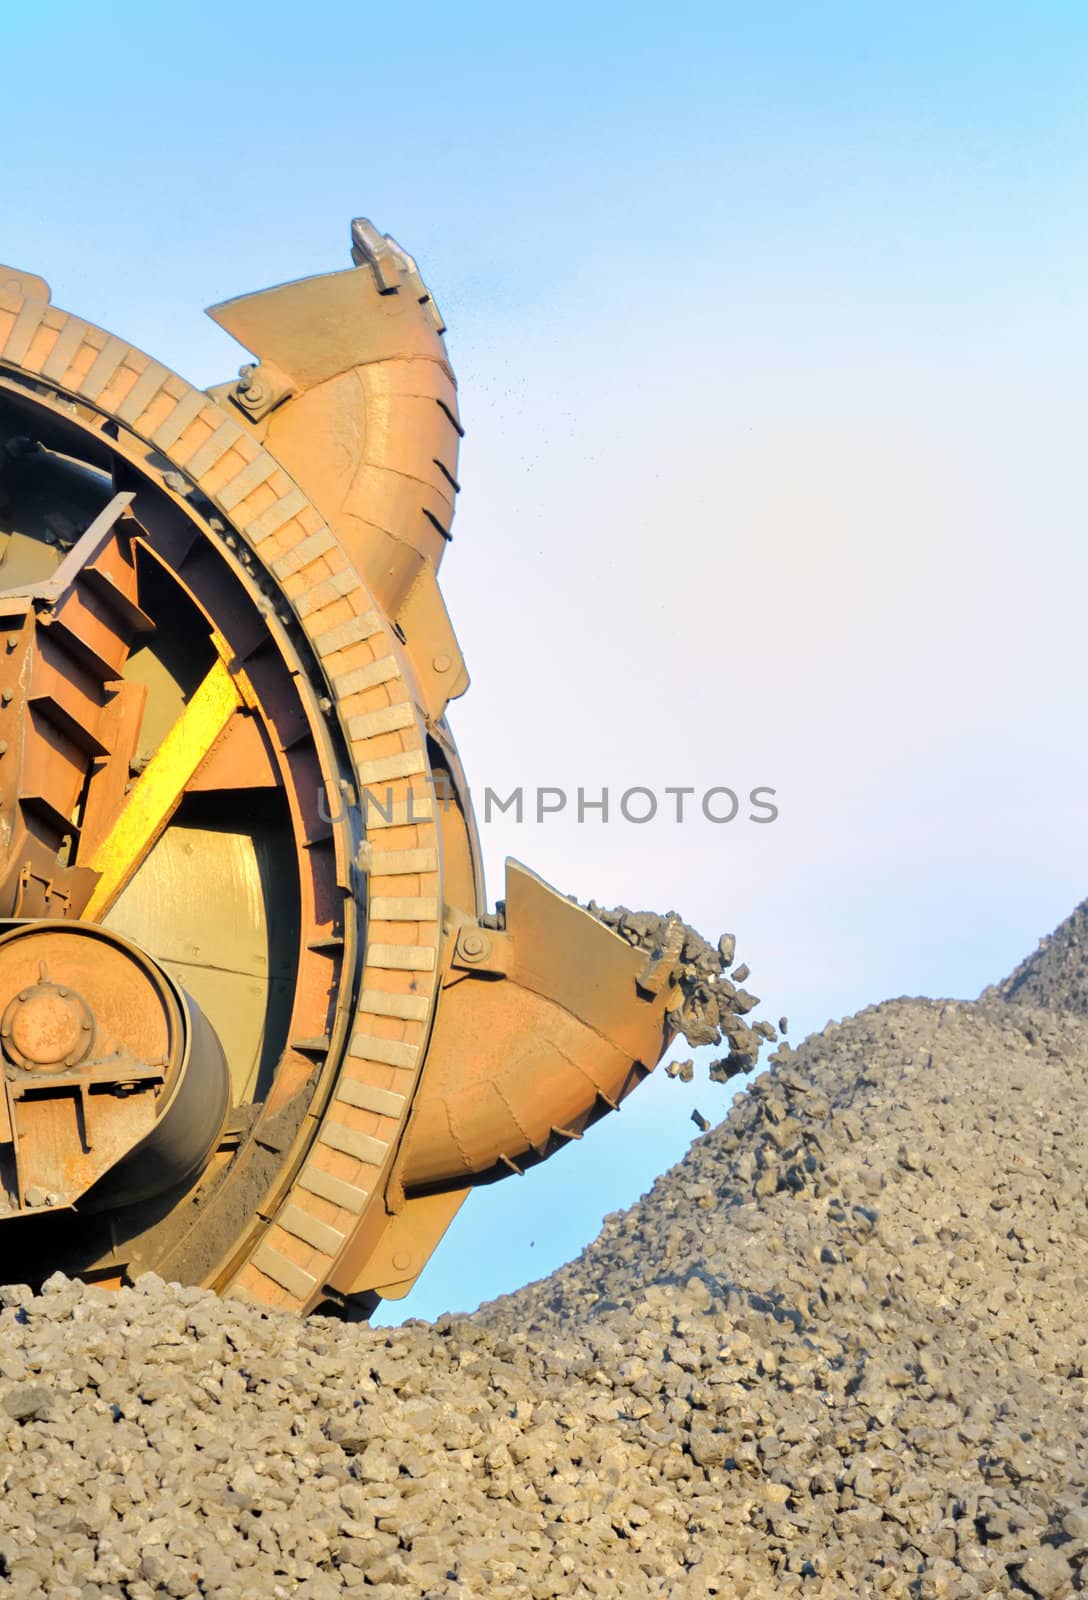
[2,973,94,1072]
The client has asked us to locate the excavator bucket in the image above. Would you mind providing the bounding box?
[0,226,712,1316]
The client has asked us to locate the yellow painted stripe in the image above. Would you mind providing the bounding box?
[83,659,242,920]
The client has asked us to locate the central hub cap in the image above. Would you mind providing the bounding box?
[1,982,94,1072]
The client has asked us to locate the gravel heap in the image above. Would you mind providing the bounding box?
[1,909,1087,1599]
[983,899,1088,1018]
[589,906,773,1075]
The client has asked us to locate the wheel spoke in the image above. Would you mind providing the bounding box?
[82,658,243,921]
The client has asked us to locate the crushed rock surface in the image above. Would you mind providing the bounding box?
[2,909,1088,1598]
[983,899,1088,1018]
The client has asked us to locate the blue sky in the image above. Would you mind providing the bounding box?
[5,2,1088,1317]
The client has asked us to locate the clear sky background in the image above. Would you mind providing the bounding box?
[5,1,1087,1320]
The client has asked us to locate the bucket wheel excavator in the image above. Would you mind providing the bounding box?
[0,223,700,1317]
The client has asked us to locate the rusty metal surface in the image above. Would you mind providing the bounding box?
[105,817,298,1106]
[2,977,96,1072]
[0,222,691,1316]
[0,921,228,1215]
[0,489,150,920]
[399,862,670,1192]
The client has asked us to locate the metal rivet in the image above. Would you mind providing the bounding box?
[460,930,489,961]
